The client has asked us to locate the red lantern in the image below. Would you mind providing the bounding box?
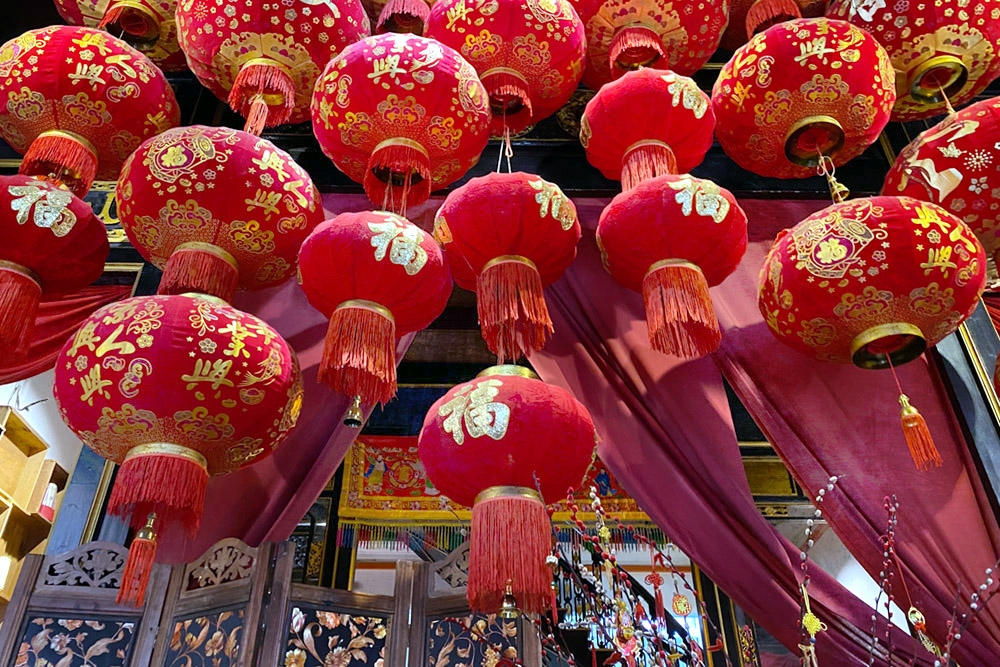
[712,18,895,180]
[0,26,180,197]
[580,68,714,191]
[883,97,1000,266]
[581,0,729,91]
[298,210,452,405]
[54,293,302,603]
[175,0,370,133]
[425,0,586,136]
[312,34,492,211]
[720,0,827,52]
[418,365,595,614]
[52,0,187,72]
[433,172,580,360]
[116,125,323,303]
[598,174,748,358]
[0,174,108,364]
[827,0,1000,120]
[758,196,986,469]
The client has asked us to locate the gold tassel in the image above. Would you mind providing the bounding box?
[899,395,943,471]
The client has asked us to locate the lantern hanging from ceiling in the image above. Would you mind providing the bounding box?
[418,365,595,614]
[298,210,452,407]
[375,0,433,35]
[720,0,828,52]
[433,172,581,360]
[116,125,323,303]
[598,173,748,359]
[826,0,1000,121]
[581,0,729,91]
[712,18,895,180]
[311,33,491,211]
[54,293,302,604]
[759,196,986,470]
[0,174,108,365]
[883,97,1000,266]
[175,0,370,134]
[52,0,187,72]
[580,68,714,191]
[425,0,586,136]
[0,26,179,197]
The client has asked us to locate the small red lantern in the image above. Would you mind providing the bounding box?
[883,97,1000,265]
[426,0,586,136]
[598,174,748,358]
[117,125,324,303]
[0,174,108,364]
[418,365,595,614]
[433,172,581,360]
[759,196,986,469]
[581,0,729,90]
[720,0,827,52]
[54,293,302,604]
[311,34,492,211]
[298,210,452,405]
[374,0,434,35]
[175,0,370,134]
[581,68,714,191]
[712,18,895,180]
[0,26,180,197]
[826,0,1000,120]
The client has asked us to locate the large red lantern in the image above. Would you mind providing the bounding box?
[425,0,586,136]
[54,293,302,604]
[116,125,323,303]
[175,0,370,133]
[0,26,180,197]
[0,174,108,364]
[712,18,895,180]
[598,174,748,359]
[312,34,492,211]
[827,0,1000,120]
[581,0,729,91]
[759,196,986,469]
[298,210,452,406]
[720,0,827,52]
[418,365,595,614]
[883,97,1000,265]
[581,68,714,191]
[433,172,580,360]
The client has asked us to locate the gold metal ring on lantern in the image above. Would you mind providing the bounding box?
[36,129,99,159]
[644,258,703,281]
[477,365,539,380]
[0,260,41,287]
[850,322,926,369]
[179,292,231,306]
[475,486,542,504]
[783,115,845,167]
[238,57,293,78]
[105,1,162,46]
[481,67,530,85]
[909,55,969,104]
[124,443,208,470]
[174,241,239,272]
[372,137,430,159]
[335,299,395,324]
[482,254,538,272]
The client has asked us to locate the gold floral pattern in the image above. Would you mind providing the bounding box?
[427,615,519,667]
[17,617,134,667]
[286,609,388,667]
[166,609,244,667]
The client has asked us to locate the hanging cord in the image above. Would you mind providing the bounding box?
[495,125,514,173]
[939,82,956,117]
[815,150,849,203]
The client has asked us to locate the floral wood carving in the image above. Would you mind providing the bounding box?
[432,540,470,589]
[285,608,388,667]
[42,542,128,589]
[17,617,134,667]
[165,609,245,667]
[185,538,257,591]
[428,615,519,667]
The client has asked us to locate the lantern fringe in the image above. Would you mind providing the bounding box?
[365,141,432,211]
[745,0,801,38]
[899,395,943,471]
[469,491,551,615]
[158,245,240,302]
[622,142,677,191]
[99,3,155,39]
[477,257,553,361]
[376,0,430,34]
[243,96,270,137]
[320,303,397,405]
[609,26,665,73]
[117,529,156,607]
[482,70,533,135]
[108,453,208,536]
[20,133,98,197]
[0,264,41,365]
[229,62,295,133]
[641,261,721,359]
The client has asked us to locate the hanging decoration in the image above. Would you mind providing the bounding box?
[0,26,180,197]
[719,0,827,52]
[297,210,452,407]
[712,18,895,180]
[759,196,986,470]
[418,365,596,614]
[425,0,586,136]
[433,172,580,360]
[312,33,491,211]
[116,125,323,303]
[0,174,108,365]
[598,174,748,359]
[175,0,370,134]
[580,68,714,191]
[375,0,433,35]
[826,0,1000,121]
[53,293,302,605]
[580,0,729,91]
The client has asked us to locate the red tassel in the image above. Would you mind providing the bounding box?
[243,95,270,137]
[364,139,432,211]
[20,131,98,197]
[468,487,551,614]
[107,446,208,536]
[376,0,430,34]
[116,513,157,607]
[228,60,295,133]
[550,582,559,622]
[609,25,665,73]
[100,2,158,41]
[622,141,677,191]
[482,69,534,136]
[476,256,553,361]
[641,260,720,359]
[745,0,801,38]
[899,395,943,471]
[0,262,41,365]
[158,242,240,302]
[320,300,397,405]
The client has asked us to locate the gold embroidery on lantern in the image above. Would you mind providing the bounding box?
[529,179,575,230]
[227,437,266,465]
[174,406,236,440]
[119,359,153,399]
[240,347,284,387]
[791,202,887,279]
[369,217,429,275]
[909,283,955,317]
[80,365,113,405]
[182,358,235,391]
[833,286,893,320]
[437,378,510,445]
[433,216,454,244]
[664,74,708,119]
[667,177,730,223]
[8,184,78,236]
[220,319,257,359]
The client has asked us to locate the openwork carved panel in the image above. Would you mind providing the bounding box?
[184,538,257,591]
[42,542,128,589]
[432,541,470,589]
[164,608,245,667]
[17,617,134,666]
[427,615,520,667]
[285,608,389,667]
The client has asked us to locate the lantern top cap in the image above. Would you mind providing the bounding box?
[476,365,538,380]
[180,292,230,307]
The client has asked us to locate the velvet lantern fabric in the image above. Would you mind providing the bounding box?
[719,0,827,52]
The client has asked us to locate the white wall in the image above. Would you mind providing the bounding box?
[1,369,84,472]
